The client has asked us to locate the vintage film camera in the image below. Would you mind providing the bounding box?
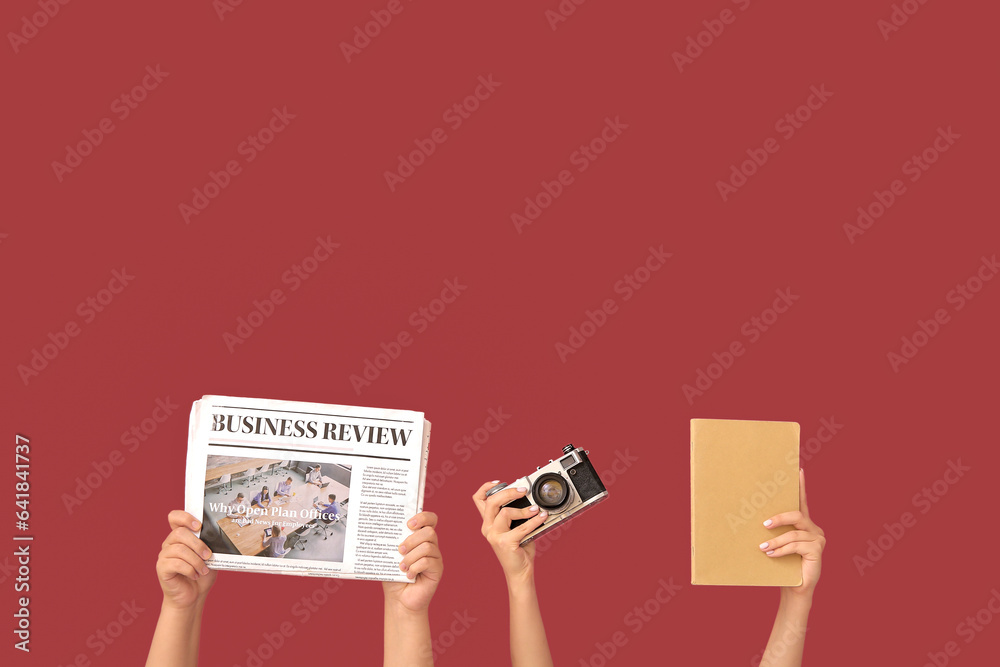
[485,444,608,545]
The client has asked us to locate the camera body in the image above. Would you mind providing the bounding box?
[486,444,608,545]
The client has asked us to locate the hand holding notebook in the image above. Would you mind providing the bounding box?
[758,468,825,597]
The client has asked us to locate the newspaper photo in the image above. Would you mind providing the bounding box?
[184,395,431,583]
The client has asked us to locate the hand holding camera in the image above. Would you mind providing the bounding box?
[473,481,548,584]
[473,445,608,584]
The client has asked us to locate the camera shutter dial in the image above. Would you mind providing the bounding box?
[485,482,508,498]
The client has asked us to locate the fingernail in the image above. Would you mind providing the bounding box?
[759,542,769,550]
[540,511,548,518]
[191,520,200,530]
[490,480,500,484]
[202,567,210,576]
[398,544,407,554]
[529,505,538,512]
[517,487,528,492]
[202,550,211,559]
[400,561,408,571]
[407,571,415,579]
[407,519,416,528]
[766,550,775,556]
[763,519,773,527]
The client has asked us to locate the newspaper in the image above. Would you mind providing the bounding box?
[184,395,430,583]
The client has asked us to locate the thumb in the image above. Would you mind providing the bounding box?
[798,468,809,517]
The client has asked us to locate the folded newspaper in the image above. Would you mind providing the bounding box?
[185,395,430,583]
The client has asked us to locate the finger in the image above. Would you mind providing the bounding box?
[163,526,213,561]
[764,510,810,530]
[158,556,203,583]
[168,510,200,532]
[765,537,824,559]
[404,550,443,580]
[483,486,529,525]
[508,509,548,541]
[399,541,439,571]
[399,526,438,555]
[798,468,809,517]
[164,542,210,575]
[406,511,438,532]
[758,530,816,552]
[161,543,210,577]
[472,481,501,515]
[492,504,539,534]
[400,540,441,569]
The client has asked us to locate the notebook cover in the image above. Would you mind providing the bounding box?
[691,419,801,586]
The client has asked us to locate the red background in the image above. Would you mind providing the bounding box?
[4,1,998,665]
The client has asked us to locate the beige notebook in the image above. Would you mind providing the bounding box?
[691,419,801,586]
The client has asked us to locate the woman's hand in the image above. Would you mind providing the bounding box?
[382,511,443,614]
[760,469,825,599]
[155,510,217,611]
[473,482,556,667]
[146,511,215,667]
[472,481,549,586]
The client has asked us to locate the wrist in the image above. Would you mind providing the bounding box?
[384,591,430,619]
[159,597,205,620]
[506,570,537,598]
[779,588,814,613]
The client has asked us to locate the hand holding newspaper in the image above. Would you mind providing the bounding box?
[185,395,431,582]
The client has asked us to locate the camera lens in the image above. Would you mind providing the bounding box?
[537,480,564,504]
[531,473,569,509]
